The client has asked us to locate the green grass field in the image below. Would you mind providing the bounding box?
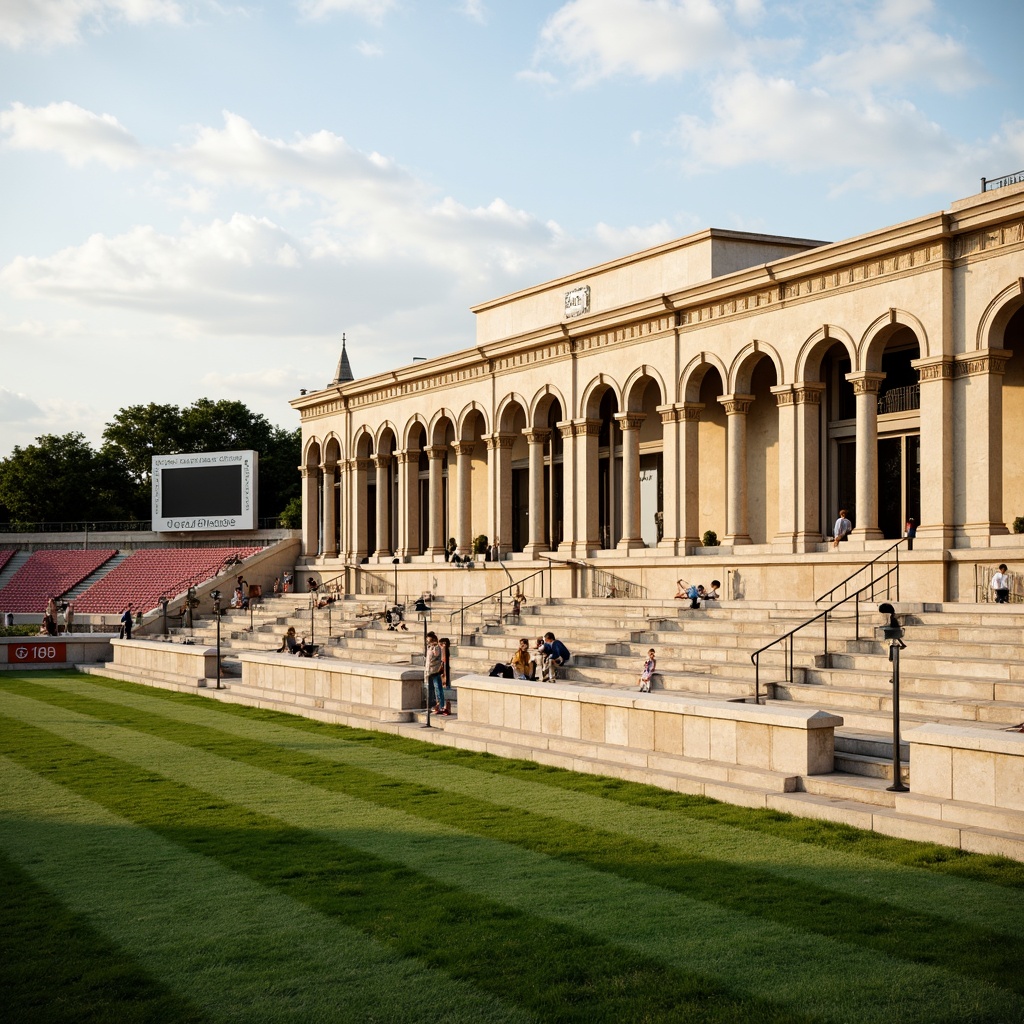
[2,670,1023,1024]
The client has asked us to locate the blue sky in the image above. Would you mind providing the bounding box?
[1,0,1022,456]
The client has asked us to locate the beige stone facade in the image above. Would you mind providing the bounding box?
[292,183,1024,595]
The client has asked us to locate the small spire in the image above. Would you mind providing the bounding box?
[333,332,354,384]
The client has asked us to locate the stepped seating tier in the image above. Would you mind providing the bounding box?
[0,548,116,613]
[0,548,15,574]
[73,546,264,615]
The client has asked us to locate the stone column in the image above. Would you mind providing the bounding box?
[679,403,703,549]
[523,428,550,557]
[794,382,826,549]
[485,433,515,557]
[372,455,392,558]
[770,385,797,549]
[846,371,886,540]
[614,412,646,550]
[719,394,754,545]
[913,357,955,546]
[350,457,371,561]
[656,405,681,552]
[453,441,474,557]
[425,446,446,557]
[395,449,419,557]
[301,466,319,557]
[320,463,338,558]
[568,418,601,557]
[956,349,1012,539]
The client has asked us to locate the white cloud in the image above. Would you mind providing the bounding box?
[457,0,486,23]
[532,0,736,86]
[295,0,396,23]
[355,39,383,56]
[0,101,143,168]
[0,0,182,49]
[674,70,1024,198]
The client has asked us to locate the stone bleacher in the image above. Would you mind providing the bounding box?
[73,546,264,615]
[0,549,117,613]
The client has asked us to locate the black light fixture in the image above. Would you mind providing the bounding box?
[211,590,222,689]
[414,597,433,729]
[878,603,908,792]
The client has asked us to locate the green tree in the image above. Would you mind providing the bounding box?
[0,433,120,523]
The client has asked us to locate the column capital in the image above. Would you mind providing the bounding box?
[912,356,955,381]
[424,445,447,461]
[719,393,755,416]
[794,381,826,405]
[350,457,372,472]
[954,348,1012,377]
[656,403,683,424]
[770,384,795,407]
[452,441,475,457]
[564,418,601,437]
[319,462,337,477]
[846,370,886,395]
[395,449,417,465]
[300,465,318,478]
[681,401,705,422]
[613,411,646,431]
[484,432,516,451]
[372,453,391,470]
[523,428,551,445]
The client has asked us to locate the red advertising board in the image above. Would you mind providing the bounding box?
[10,643,67,664]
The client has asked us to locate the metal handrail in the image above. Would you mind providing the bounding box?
[751,564,899,703]
[816,539,904,604]
[449,564,556,642]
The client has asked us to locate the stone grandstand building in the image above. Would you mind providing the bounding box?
[292,181,1024,602]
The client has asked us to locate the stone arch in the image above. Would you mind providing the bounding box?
[496,393,530,434]
[977,281,1024,350]
[303,437,322,468]
[322,434,343,466]
[680,351,728,404]
[860,308,930,369]
[622,364,667,412]
[529,384,568,429]
[427,410,456,448]
[456,402,490,441]
[795,325,857,382]
[402,413,429,450]
[729,341,784,394]
[580,374,623,420]
[352,428,374,459]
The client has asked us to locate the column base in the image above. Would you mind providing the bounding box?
[616,537,646,552]
[657,539,681,555]
[851,528,884,541]
[724,534,752,546]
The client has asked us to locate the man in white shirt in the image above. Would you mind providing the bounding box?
[832,510,852,550]
[991,563,1011,604]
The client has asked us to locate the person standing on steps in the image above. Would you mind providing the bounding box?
[424,631,445,714]
[991,563,1011,604]
[119,603,134,639]
[832,509,852,550]
[438,637,452,715]
[638,649,656,692]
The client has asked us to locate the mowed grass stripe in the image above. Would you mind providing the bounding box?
[0,729,816,1024]
[2,692,1020,1024]
[35,673,1024,939]
[0,758,533,1024]
[0,848,211,1024]
[7,674,1024,997]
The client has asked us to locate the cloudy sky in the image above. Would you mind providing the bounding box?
[1,0,1022,456]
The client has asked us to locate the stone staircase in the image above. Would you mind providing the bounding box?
[159,592,1024,795]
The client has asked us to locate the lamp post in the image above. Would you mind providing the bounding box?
[879,603,908,793]
[211,590,222,689]
[393,556,400,608]
[160,595,169,638]
[414,597,432,729]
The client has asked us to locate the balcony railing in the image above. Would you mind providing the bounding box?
[981,170,1024,192]
[877,383,919,415]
